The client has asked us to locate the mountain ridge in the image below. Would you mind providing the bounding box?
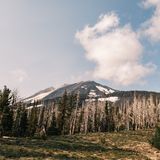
[23,81,160,105]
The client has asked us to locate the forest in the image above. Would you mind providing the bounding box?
[1,85,160,139]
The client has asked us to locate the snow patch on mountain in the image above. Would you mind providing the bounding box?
[88,90,98,98]
[85,99,96,102]
[26,104,44,110]
[85,96,119,102]
[24,89,53,103]
[96,86,115,94]
[81,86,87,90]
[98,97,119,102]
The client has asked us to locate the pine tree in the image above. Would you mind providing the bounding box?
[19,107,28,136]
[70,93,79,135]
[57,90,76,135]
[57,90,68,135]
[47,112,58,135]
[105,101,115,132]
[0,86,13,136]
[12,106,21,136]
[105,101,110,131]
[13,106,28,137]
[1,106,13,136]
[38,106,45,129]
[77,106,84,133]
[151,125,160,149]
[0,86,12,111]
[28,106,38,137]
[94,99,98,132]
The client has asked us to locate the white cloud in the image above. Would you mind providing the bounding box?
[141,0,160,42]
[76,12,156,86]
[142,0,160,8]
[11,69,29,83]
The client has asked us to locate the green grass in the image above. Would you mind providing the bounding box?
[0,130,156,160]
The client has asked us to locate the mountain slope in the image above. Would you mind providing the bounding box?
[24,87,54,104]
[44,81,117,101]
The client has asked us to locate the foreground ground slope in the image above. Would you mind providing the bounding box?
[0,130,160,160]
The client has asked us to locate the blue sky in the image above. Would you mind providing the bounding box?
[0,0,159,97]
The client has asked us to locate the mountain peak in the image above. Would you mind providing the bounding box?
[44,81,116,101]
[23,81,118,104]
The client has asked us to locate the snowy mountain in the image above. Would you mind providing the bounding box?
[23,81,119,104]
[43,81,118,102]
[23,81,160,106]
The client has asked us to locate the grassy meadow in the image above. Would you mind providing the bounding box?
[0,130,160,160]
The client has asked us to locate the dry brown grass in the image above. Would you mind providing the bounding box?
[0,130,159,160]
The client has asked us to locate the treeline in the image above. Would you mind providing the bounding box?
[0,86,115,137]
[1,86,159,138]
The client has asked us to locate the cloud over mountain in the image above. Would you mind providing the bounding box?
[76,12,156,86]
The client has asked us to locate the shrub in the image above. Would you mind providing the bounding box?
[99,136,106,145]
[151,125,160,149]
